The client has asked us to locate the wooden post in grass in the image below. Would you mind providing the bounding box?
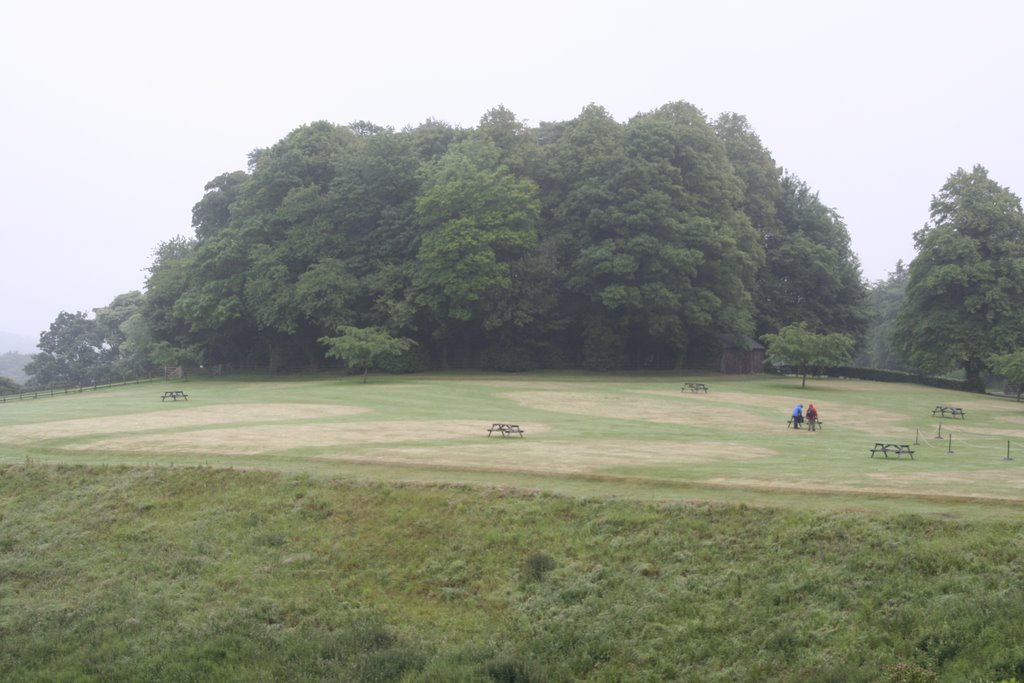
[947,433,954,454]
[1006,440,1013,461]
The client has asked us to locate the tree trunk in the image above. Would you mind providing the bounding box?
[964,359,986,393]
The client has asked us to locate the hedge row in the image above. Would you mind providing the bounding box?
[828,366,971,391]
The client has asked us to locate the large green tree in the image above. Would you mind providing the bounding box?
[325,125,424,330]
[171,122,361,370]
[894,166,1024,389]
[547,103,762,368]
[93,291,154,379]
[759,176,867,339]
[541,105,631,367]
[412,137,540,366]
[714,114,867,341]
[24,312,105,387]
[142,236,196,347]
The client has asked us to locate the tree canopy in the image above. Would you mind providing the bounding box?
[762,323,855,388]
[894,166,1024,390]
[989,350,1024,401]
[25,102,873,381]
[320,326,415,383]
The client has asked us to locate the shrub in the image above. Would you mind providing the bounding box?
[522,552,556,581]
[485,656,548,683]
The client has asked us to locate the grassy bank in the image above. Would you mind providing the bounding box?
[2,464,1024,682]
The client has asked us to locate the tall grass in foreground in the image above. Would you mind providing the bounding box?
[2,464,1024,682]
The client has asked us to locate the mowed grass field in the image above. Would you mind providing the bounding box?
[5,373,1024,681]
[2,372,1024,518]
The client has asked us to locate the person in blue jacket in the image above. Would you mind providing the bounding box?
[791,404,803,429]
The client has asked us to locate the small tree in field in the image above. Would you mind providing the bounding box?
[762,323,854,388]
[319,327,415,383]
[989,350,1024,400]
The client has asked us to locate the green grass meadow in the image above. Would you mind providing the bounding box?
[3,373,1024,681]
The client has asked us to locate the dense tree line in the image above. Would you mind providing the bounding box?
[24,102,870,385]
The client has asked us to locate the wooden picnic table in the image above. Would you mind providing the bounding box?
[161,390,189,402]
[932,405,965,419]
[786,416,823,430]
[870,442,914,459]
[488,423,525,438]
[682,382,709,393]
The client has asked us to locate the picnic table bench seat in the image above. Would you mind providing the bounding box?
[787,417,823,430]
[932,405,966,419]
[488,423,524,437]
[682,382,709,393]
[870,442,914,459]
[161,390,189,401]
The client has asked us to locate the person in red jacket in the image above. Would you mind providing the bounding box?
[806,403,819,431]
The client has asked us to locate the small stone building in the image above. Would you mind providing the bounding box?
[718,334,765,374]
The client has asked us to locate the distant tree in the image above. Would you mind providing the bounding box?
[856,261,910,369]
[319,326,415,383]
[894,166,1024,390]
[0,376,20,394]
[988,350,1024,400]
[0,351,32,384]
[24,311,105,387]
[143,236,196,346]
[762,322,855,388]
[94,291,145,363]
[25,295,158,386]
[115,312,158,378]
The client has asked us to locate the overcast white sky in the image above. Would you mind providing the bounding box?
[1,0,1021,350]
